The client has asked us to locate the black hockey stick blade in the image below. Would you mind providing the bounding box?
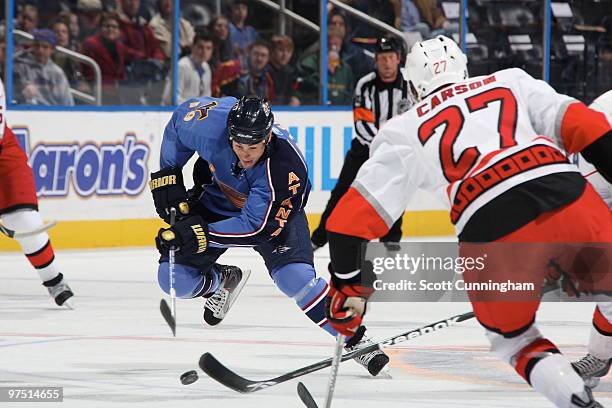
[297,382,319,408]
[199,352,286,393]
[199,311,475,393]
[160,299,176,336]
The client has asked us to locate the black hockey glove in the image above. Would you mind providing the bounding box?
[156,214,209,257]
[187,158,215,203]
[150,167,190,223]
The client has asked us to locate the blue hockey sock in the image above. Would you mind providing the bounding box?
[271,263,338,337]
[158,262,221,298]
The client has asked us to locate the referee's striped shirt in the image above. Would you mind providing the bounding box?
[353,68,412,146]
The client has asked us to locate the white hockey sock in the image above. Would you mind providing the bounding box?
[488,326,589,407]
[588,303,612,360]
[2,210,60,283]
[529,354,587,408]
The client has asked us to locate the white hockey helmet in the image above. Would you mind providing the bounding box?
[405,35,468,101]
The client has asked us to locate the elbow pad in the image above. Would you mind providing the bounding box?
[581,130,612,184]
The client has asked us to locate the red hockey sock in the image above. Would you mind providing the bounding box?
[514,338,560,384]
[593,306,612,336]
[25,240,55,270]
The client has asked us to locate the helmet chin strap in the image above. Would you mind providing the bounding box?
[230,132,274,177]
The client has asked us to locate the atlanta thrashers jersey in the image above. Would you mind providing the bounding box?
[327,68,611,242]
[160,96,310,247]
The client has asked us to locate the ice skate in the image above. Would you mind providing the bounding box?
[203,265,250,326]
[570,387,603,407]
[572,353,612,389]
[382,241,401,252]
[345,334,390,376]
[43,273,74,309]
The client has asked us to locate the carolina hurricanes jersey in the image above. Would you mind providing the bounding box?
[0,79,6,140]
[327,68,611,242]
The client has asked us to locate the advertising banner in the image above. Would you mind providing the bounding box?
[0,109,451,249]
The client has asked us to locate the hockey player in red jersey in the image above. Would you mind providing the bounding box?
[324,36,612,407]
[0,79,74,308]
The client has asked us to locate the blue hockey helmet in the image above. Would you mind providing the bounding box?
[227,97,274,145]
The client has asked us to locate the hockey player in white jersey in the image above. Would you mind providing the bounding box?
[0,79,74,308]
[571,89,612,389]
[323,36,612,407]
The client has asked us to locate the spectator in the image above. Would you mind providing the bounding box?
[269,35,299,106]
[117,0,165,62]
[296,25,354,105]
[51,19,71,50]
[81,12,128,104]
[228,0,258,71]
[400,0,457,39]
[59,11,81,49]
[211,60,242,97]
[51,18,84,88]
[208,16,241,98]
[236,40,274,101]
[13,29,74,106]
[16,4,38,34]
[327,9,373,79]
[208,15,233,67]
[149,0,196,59]
[162,33,213,105]
[76,0,103,42]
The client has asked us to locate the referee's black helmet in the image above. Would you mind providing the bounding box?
[375,36,403,55]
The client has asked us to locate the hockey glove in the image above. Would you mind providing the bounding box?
[326,282,374,337]
[187,158,215,203]
[150,167,190,223]
[156,215,209,257]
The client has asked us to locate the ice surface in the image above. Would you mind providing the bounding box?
[1,246,611,407]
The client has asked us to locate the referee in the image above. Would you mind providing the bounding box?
[311,36,412,250]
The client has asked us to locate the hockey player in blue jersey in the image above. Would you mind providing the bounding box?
[150,96,389,376]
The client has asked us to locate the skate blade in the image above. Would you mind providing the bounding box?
[585,377,601,389]
[62,298,75,310]
[226,269,251,313]
[207,269,251,327]
[376,369,393,380]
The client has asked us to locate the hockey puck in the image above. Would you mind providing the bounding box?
[180,370,199,385]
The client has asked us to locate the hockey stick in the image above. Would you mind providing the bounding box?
[297,382,318,408]
[0,220,57,238]
[323,334,345,407]
[160,208,177,337]
[199,311,475,393]
[297,333,346,408]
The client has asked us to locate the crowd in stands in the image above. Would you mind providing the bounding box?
[8,0,607,106]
